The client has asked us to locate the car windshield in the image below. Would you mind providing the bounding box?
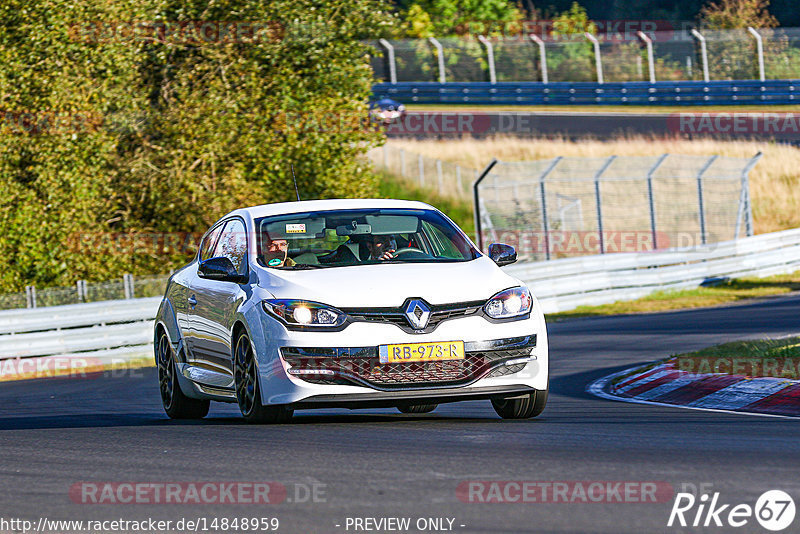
[254,208,479,269]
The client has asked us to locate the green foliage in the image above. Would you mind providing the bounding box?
[0,0,391,291]
[399,0,523,38]
[700,0,779,30]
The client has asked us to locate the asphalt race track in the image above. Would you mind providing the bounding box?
[3,294,800,533]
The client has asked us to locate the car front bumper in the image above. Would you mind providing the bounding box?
[254,311,548,407]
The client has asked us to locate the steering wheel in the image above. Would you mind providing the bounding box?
[392,247,426,257]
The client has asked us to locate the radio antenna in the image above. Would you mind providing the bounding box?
[290,164,301,201]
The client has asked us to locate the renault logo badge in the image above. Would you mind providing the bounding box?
[404,299,431,330]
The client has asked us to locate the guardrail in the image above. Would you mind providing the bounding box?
[372,80,800,106]
[0,298,160,376]
[3,227,800,371]
[505,227,800,313]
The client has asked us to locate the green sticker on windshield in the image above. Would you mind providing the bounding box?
[268,258,282,266]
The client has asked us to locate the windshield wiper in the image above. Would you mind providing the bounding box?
[281,263,327,270]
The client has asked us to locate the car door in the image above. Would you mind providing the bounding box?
[188,218,249,376]
[184,222,225,363]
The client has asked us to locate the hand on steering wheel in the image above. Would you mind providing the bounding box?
[392,247,425,257]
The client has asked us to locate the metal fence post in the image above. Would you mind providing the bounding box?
[418,154,424,185]
[477,35,496,84]
[378,38,397,84]
[594,156,617,254]
[400,148,406,177]
[428,37,446,83]
[77,280,87,302]
[538,157,563,261]
[382,144,388,168]
[436,159,444,193]
[637,31,656,83]
[747,27,766,82]
[473,159,499,251]
[25,285,37,309]
[696,155,719,245]
[735,152,762,238]
[456,165,463,192]
[529,34,548,83]
[123,274,133,299]
[646,154,669,249]
[585,33,604,84]
[691,29,710,82]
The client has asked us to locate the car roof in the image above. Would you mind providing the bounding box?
[224,198,438,222]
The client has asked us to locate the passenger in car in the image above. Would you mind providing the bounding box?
[263,237,296,267]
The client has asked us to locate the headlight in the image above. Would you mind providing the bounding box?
[263,299,348,328]
[484,287,532,320]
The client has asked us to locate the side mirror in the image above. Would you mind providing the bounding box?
[488,243,517,266]
[198,257,248,284]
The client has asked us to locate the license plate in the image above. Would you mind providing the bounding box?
[378,341,465,364]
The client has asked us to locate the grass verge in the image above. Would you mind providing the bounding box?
[675,337,800,379]
[547,271,800,321]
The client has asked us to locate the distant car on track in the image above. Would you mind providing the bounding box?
[369,98,406,124]
[154,199,548,423]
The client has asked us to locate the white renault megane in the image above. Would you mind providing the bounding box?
[154,199,548,423]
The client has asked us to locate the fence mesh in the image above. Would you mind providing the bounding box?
[478,154,758,262]
[1,274,171,310]
[370,28,800,83]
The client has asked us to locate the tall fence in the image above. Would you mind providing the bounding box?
[370,28,800,84]
[475,154,761,261]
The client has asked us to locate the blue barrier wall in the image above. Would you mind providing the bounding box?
[373,80,800,106]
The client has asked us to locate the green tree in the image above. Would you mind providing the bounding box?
[0,0,391,291]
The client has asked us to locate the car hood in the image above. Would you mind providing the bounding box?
[256,256,522,308]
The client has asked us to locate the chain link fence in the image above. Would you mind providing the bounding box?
[367,145,476,199]
[0,274,170,310]
[475,154,761,262]
[369,27,800,84]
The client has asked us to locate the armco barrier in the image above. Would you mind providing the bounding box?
[506,227,800,313]
[0,298,160,374]
[3,227,800,368]
[372,80,800,106]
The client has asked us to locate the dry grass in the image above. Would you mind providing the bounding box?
[387,137,800,235]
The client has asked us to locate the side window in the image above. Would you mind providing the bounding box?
[421,221,461,258]
[213,219,248,275]
[199,224,224,261]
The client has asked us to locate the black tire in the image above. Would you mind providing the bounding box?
[397,403,438,414]
[234,331,293,424]
[156,332,210,419]
[491,386,548,420]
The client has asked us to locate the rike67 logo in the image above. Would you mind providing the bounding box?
[668,490,795,531]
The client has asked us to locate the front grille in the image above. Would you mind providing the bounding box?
[343,300,485,333]
[281,338,535,390]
